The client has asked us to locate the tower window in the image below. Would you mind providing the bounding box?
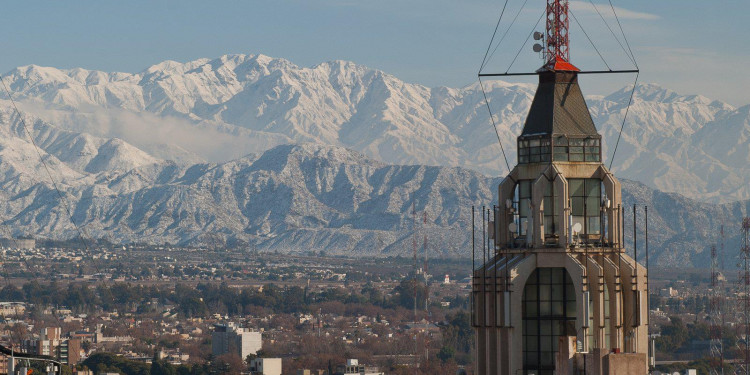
[568,178,602,240]
[552,137,601,163]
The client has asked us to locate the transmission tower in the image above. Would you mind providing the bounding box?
[737,218,750,375]
[710,241,724,374]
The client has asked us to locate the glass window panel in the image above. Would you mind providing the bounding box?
[531,154,540,163]
[519,155,528,163]
[569,153,584,162]
[585,179,601,197]
[530,147,540,155]
[552,268,564,284]
[572,217,585,234]
[585,146,600,155]
[569,146,583,154]
[526,337,538,351]
[540,146,550,154]
[540,352,553,366]
[540,320,552,335]
[552,301,564,316]
[554,146,568,153]
[519,200,530,217]
[524,301,539,318]
[568,179,584,197]
[588,217,601,235]
[524,351,536,366]
[526,321,538,335]
[571,197,585,216]
[540,301,551,316]
[540,337,552,352]
[555,136,568,146]
[585,154,600,162]
[539,284,551,302]
[520,147,529,156]
[539,268,551,284]
[520,181,532,198]
[554,152,568,162]
[585,138,598,146]
[530,139,540,147]
[525,285,538,300]
[586,197,601,216]
[551,284,564,300]
[540,154,551,162]
[570,138,584,146]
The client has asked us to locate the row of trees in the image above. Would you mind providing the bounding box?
[0,279,431,317]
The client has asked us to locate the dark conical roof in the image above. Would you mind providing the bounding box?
[521,71,598,137]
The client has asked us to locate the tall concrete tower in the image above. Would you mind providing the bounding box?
[472,1,648,374]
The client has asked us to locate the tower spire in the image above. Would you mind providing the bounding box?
[543,0,579,72]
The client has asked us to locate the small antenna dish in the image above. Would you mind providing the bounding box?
[509,223,518,233]
[572,223,582,234]
[533,43,544,53]
[533,31,544,41]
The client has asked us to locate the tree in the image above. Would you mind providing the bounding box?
[150,352,176,375]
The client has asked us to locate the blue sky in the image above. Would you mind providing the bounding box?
[1,0,747,105]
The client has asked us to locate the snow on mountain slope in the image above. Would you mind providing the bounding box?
[1,54,747,202]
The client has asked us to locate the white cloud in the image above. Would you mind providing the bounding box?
[570,1,660,21]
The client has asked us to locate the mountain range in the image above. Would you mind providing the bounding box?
[0,53,748,266]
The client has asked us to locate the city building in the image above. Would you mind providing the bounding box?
[249,358,282,375]
[211,323,262,360]
[471,1,648,374]
[335,359,384,375]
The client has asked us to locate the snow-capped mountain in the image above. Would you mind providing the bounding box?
[3,54,747,202]
[0,53,747,266]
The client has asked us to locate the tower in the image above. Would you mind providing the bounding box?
[472,1,648,374]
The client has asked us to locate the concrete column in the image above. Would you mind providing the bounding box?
[600,255,623,351]
[584,255,606,350]
[563,255,587,352]
[554,173,569,248]
[532,175,548,248]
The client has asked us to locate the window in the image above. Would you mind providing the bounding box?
[568,179,602,239]
[518,138,551,164]
[552,137,601,163]
[523,268,577,375]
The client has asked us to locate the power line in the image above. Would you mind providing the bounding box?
[478,78,512,173]
[607,71,639,170]
[569,9,611,71]
[479,0,510,73]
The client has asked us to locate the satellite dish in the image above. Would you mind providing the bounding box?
[509,223,518,233]
[506,199,513,209]
[533,31,544,41]
[572,223,582,234]
[533,43,544,53]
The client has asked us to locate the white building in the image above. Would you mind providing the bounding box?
[249,358,282,375]
[212,323,262,360]
[337,359,384,375]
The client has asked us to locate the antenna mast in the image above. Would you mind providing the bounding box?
[710,240,724,375]
[543,0,578,71]
[738,218,750,375]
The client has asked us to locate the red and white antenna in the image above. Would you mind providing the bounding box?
[542,0,578,71]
